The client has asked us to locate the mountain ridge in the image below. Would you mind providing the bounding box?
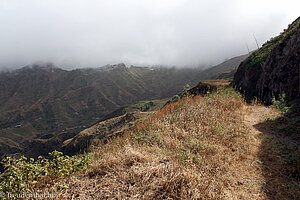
[0,54,248,157]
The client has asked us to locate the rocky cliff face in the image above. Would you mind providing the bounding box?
[257,22,300,104]
[233,17,300,104]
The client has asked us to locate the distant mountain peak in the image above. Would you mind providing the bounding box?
[16,63,62,73]
[96,63,127,72]
[0,53,247,157]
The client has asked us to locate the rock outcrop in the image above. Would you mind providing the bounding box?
[233,17,300,104]
[257,22,300,104]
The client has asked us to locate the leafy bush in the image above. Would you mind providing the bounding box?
[272,93,289,113]
[0,151,89,195]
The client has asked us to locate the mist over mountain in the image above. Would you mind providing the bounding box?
[0,0,299,197]
[0,0,299,69]
[0,53,247,157]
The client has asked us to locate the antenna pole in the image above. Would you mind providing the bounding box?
[245,43,250,55]
[253,33,259,49]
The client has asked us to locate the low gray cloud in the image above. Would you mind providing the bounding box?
[0,0,299,69]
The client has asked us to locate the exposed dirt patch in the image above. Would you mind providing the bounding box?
[243,105,300,200]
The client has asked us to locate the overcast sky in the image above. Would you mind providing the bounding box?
[0,0,299,69]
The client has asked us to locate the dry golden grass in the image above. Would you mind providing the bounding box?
[39,89,256,199]
[36,87,299,199]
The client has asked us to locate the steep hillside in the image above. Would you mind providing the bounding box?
[0,53,247,157]
[201,53,249,80]
[2,81,298,199]
[21,99,166,158]
[0,64,202,157]
[233,17,300,104]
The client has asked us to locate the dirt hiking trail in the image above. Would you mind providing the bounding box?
[227,104,300,200]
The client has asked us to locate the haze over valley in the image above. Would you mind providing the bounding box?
[0,1,299,199]
[0,0,299,69]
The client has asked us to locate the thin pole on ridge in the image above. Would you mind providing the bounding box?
[253,33,260,49]
[245,43,250,55]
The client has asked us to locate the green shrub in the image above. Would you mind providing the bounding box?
[0,151,89,194]
[272,93,289,113]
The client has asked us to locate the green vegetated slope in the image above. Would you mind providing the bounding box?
[1,81,251,198]
[0,53,247,157]
[233,16,300,103]
[201,54,249,80]
[3,79,299,199]
[0,64,200,156]
[1,80,300,199]
[21,99,169,158]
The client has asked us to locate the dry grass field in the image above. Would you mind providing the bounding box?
[2,82,299,199]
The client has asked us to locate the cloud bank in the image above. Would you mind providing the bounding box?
[0,0,299,69]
